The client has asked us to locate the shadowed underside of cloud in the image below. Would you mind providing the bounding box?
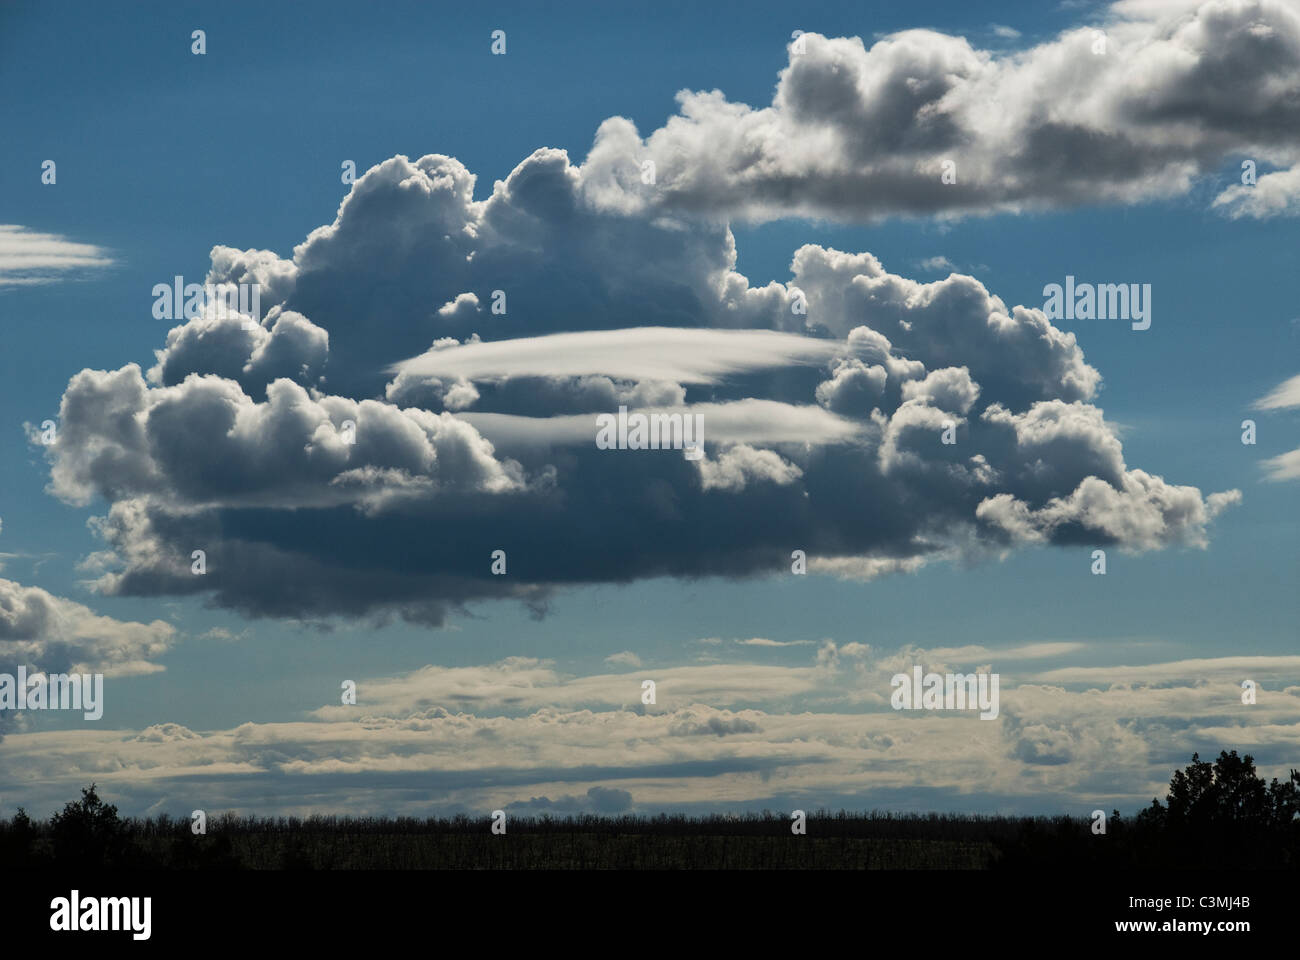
[33,3,1248,625]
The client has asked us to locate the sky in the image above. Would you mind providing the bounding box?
[0,0,1297,820]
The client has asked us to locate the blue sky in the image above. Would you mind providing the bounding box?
[1,0,1298,819]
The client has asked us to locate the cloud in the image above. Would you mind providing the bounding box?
[308,656,830,718]
[581,0,1300,223]
[0,577,175,678]
[2,644,1297,818]
[1261,447,1300,482]
[1253,372,1300,410]
[458,401,862,455]
[1214,164,1300,219]
[0,547,176,740]
[33,43,1237,624]
[668,706,763,737]
[603,650,642,667]
[391,327,840,386]
[508,786,634,814]
[1031,655,1300,683]
[1253,374,1300,481]
[0,225,113,287]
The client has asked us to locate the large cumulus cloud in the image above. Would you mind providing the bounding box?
[34,16,1243,624]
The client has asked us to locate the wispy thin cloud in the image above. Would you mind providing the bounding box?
[1254,373,1300,411]
[696,637,816,648]
[1032,655,1300,683]
[1261,448,1300,482]
[0,224,113,287]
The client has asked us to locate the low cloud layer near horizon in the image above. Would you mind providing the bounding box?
[3,642,1298,819]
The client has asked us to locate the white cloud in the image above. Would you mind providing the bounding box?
[1032,655,1300,683]
[604,650,642,667]
[0,225,112,287]
[581,1,1300,223]
[1215,165,1300,219]
[1253,372,1300,410]
[391,327,841,386]
[2,645,1297,817]
[0,575,175,677]
[1261,447,1300,482]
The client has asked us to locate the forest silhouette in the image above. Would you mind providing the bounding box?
[2,751,1296,870]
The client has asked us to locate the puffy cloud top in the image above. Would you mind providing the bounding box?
[583,0,1300,222]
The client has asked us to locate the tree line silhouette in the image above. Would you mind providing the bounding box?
[2,751,1295,869]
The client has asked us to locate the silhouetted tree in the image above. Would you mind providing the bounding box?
[1267,768,1300,827]
[3,760,1295,870]
[0,806,36,867]
[1135,751,1300,867]
[49,783,128,867]
[1142,751,1295,827]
